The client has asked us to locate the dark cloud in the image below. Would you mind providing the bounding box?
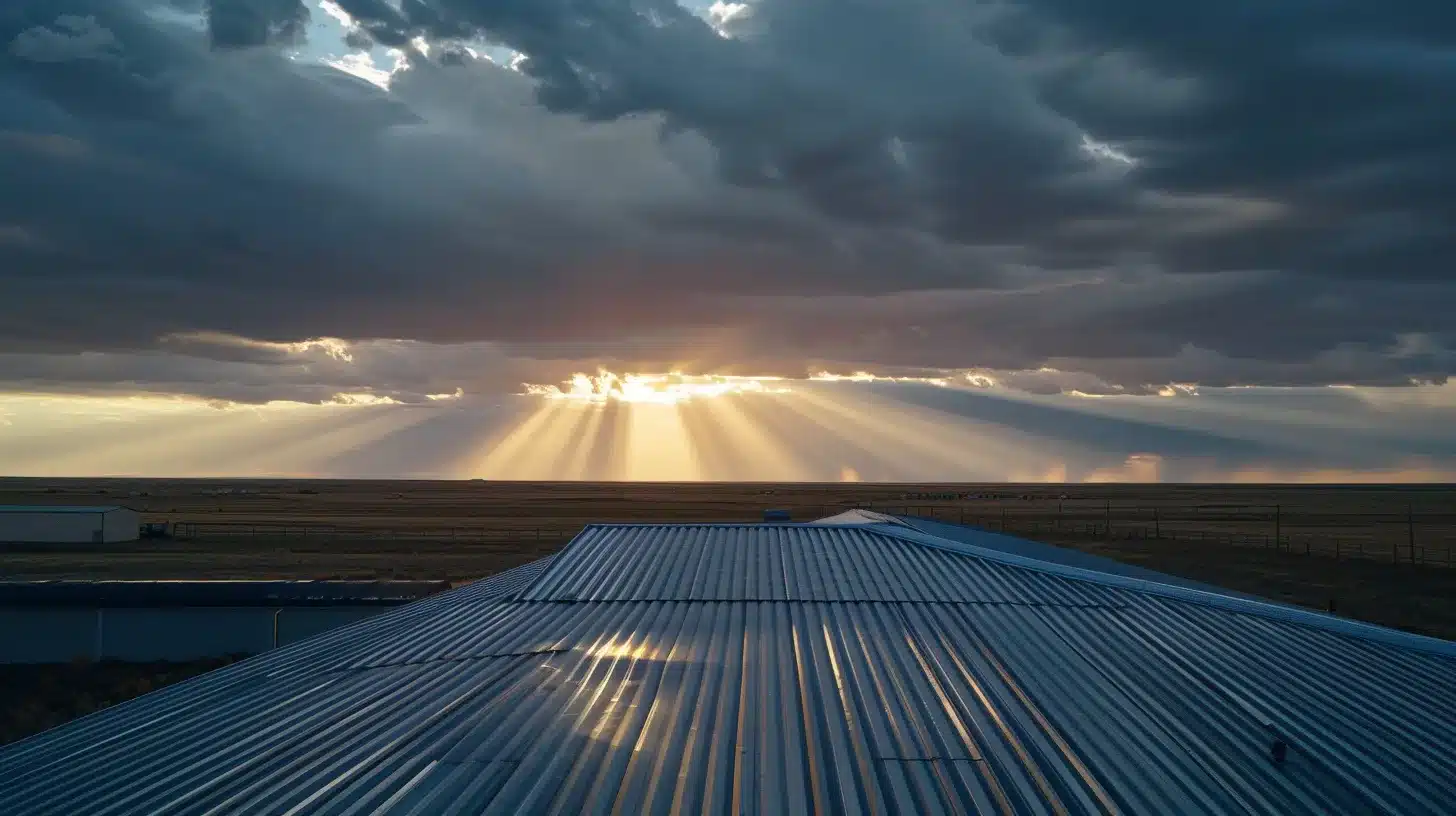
[9,14,120,62]
[206,0,309,48]
[1015,0,1456,280]
[329,0,411,47]
[0,0,1454,400]
[0,337,537,404]
[336,0,1135,243]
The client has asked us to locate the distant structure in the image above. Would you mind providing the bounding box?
[1,517,1453,813]
[0,506,139,544]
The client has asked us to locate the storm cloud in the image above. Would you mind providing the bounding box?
[1,0,1454,404]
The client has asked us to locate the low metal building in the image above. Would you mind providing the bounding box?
[0,580,450,663]
[0,506,140,544]
[1,521,1452,814]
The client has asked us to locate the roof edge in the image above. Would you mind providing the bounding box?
[869,522,1456,660]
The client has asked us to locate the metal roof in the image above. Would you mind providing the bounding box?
[0,505,129,513]
[891,514,1272,601]
[0,580,452,608]
[2,524,1453,815]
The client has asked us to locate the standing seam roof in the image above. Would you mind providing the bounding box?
[1,527,1451,815]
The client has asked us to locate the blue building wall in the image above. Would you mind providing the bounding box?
[0,606,389,663]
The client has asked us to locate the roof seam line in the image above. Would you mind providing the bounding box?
[876,757,985,763]
[511,599,1129,608]
[331,648,570,674]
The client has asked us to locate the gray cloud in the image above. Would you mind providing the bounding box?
[0,0,1453,401]
[0,336,535,404]
[9,14,120,62]
[206,0,309,48]
[1017,0,1456,279]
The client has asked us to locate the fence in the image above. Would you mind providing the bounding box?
[168,502,1455,568]
[172,523,571,546]
[850,502,1456,569]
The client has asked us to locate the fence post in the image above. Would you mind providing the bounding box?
[1407,505,1416,565]
[1154,507,1160,539]
[1000,506,1007,532]
[1274,504,1281,550]
[1105,499,1112,540]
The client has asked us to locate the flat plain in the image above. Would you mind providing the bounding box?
[2,478,1453,640]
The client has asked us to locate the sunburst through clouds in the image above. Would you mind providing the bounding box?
[5,373,1456,482]
[467,369,1088,481]
[521,371,790,404]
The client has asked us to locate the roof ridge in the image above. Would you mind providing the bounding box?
[871,522,1456,659]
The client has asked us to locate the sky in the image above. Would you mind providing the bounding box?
[1,0,1455,481]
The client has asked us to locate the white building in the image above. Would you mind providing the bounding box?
[0,506,140,544]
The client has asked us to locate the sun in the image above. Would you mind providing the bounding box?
[522,370,789,405]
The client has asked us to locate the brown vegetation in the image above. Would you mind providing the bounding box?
[0,479,1451,639]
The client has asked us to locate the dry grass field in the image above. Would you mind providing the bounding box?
[2,478,1454,640]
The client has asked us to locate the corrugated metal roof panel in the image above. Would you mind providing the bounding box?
[521,524,1133,606]
[894,514,1270,600]
[452,555,556,602]
[2,527,1452,815]
[933,603,1378,814]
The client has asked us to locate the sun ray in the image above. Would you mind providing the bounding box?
[790,386,1024,479]
[471,398,569,478]
[735,392,901,481]
[676,399,748,480]
[580,402,624,481]
[695,394,815,481]
[621,403,702,481]
[226,406,434,476]
[5,401,362,477]
[607,399,634,481]
[553,403,609,480]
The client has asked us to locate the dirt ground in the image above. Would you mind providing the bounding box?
[1,479,1453,639]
